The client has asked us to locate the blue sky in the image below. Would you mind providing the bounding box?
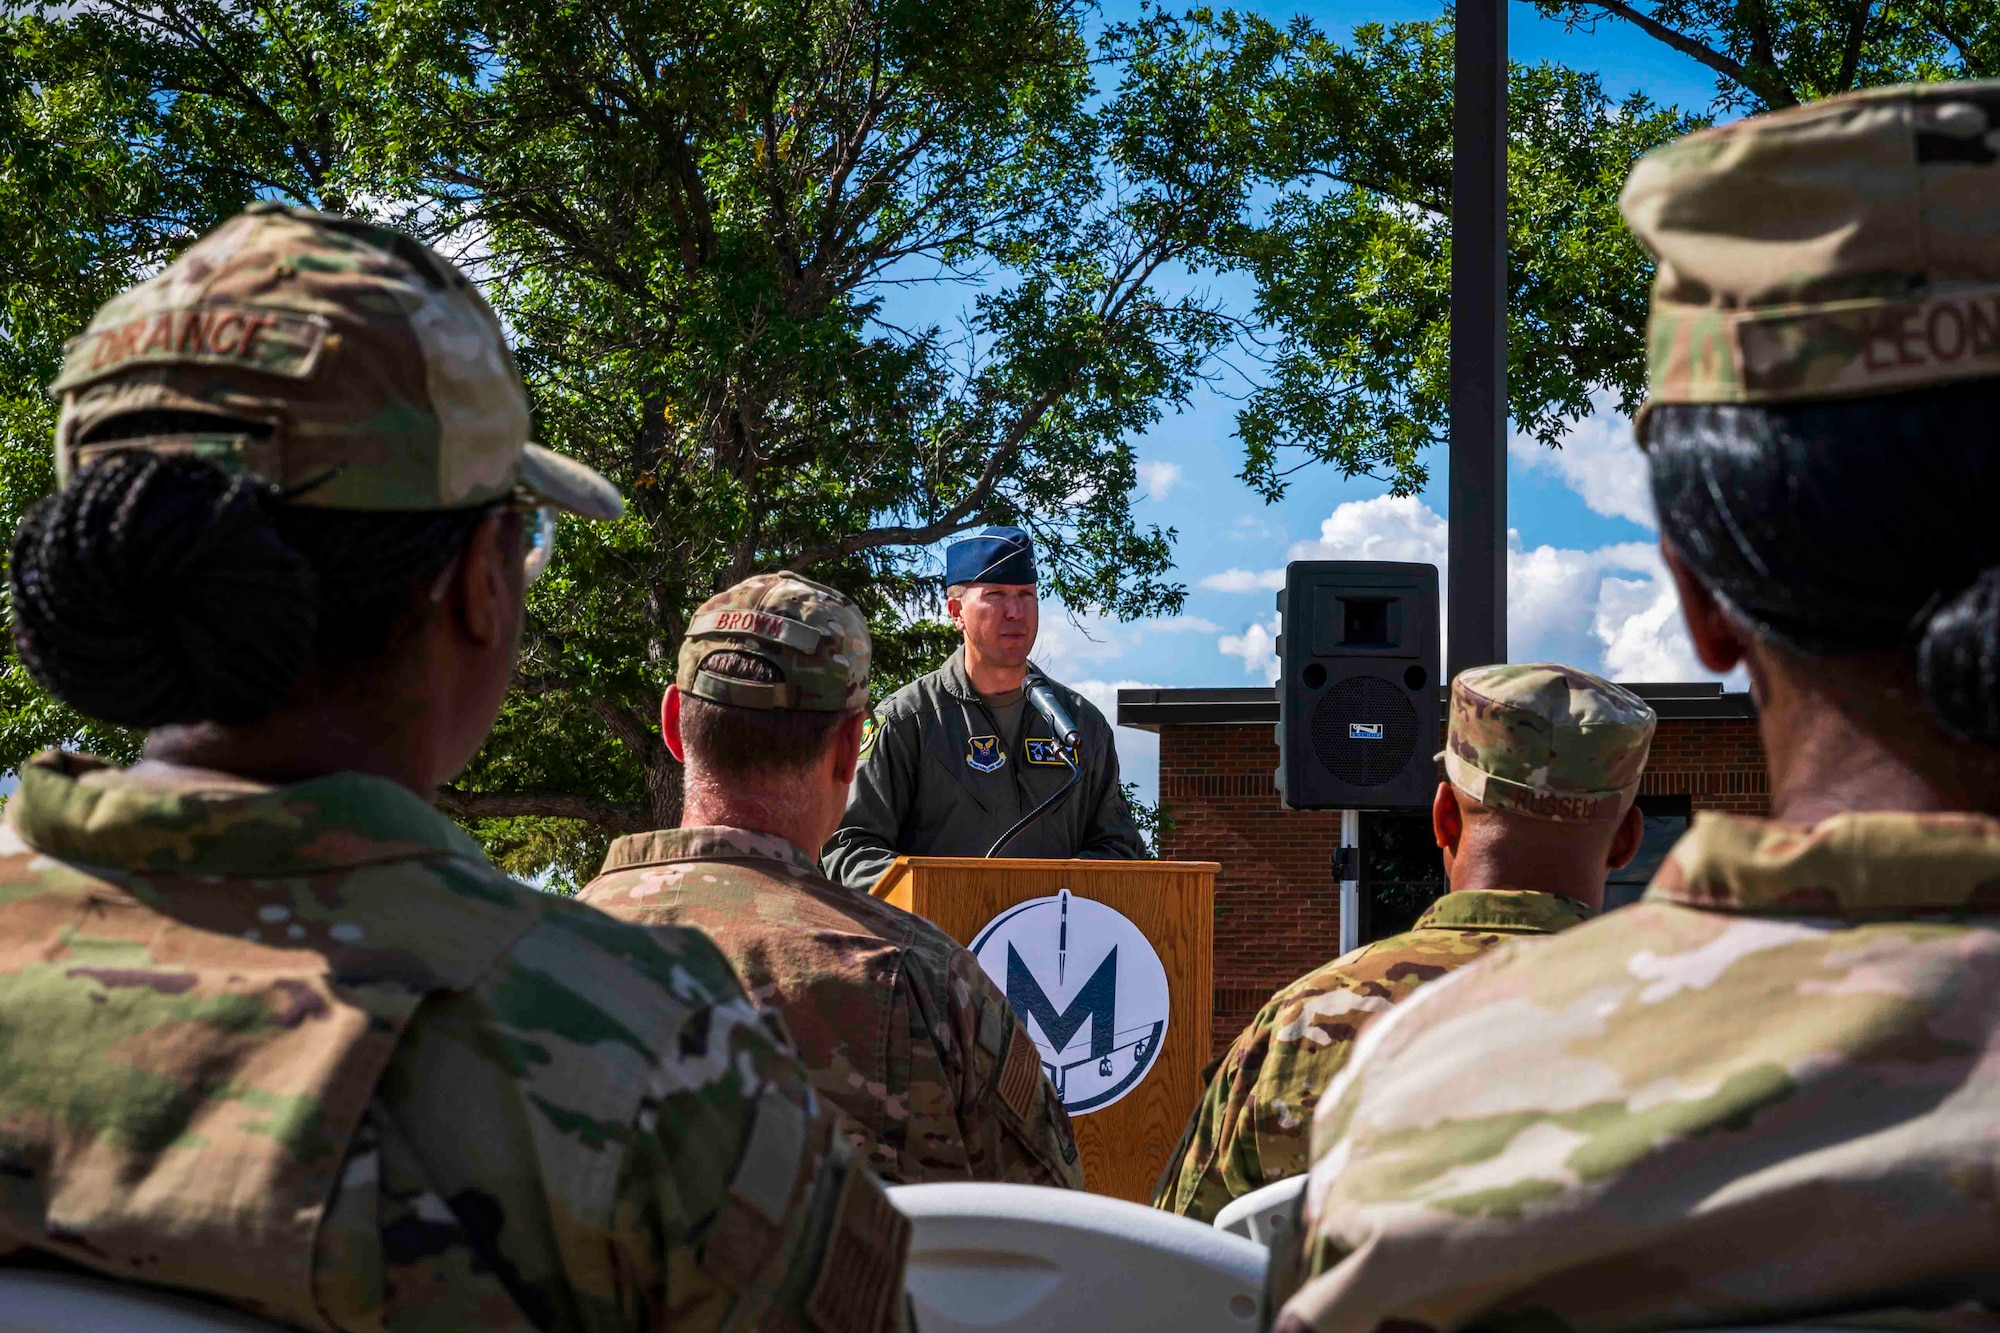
[1000,0,1741,806]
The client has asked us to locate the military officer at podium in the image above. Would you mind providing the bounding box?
[822,525,1146,892]
[579,571,1083,1189]
[1153,663,1655,1222]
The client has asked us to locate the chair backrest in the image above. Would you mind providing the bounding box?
[1213,1173,1307,1248]
[888,1182,1267,1333]
[0,1269,291,1333]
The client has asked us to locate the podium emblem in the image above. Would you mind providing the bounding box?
[970,889,1170,1114]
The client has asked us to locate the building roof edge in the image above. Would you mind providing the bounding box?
[1116,683,1756,731]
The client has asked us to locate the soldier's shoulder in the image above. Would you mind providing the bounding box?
[1319,920,1519,988]
[484,878,752,1022]
[1254,927,1485,1039]
[583,832,805,904]
[868,895,979,990]
[874,671,945,722]
[1265,942,1384,1009]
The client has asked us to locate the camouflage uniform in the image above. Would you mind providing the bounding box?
[582,826,1083,1189]
[1275,811,2000,1333]
[581,574,1082,1191]
[1275,82,2000,1333]
[1151,890,1591,1223]
[1156,663,1654,1225]
[0,206,907,1333]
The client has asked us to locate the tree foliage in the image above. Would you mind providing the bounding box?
[1219,14,1701,500]
[1532,0,1997,113]
[0,0,1801,872]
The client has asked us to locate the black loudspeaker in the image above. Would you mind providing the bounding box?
[1275,561,1440,811]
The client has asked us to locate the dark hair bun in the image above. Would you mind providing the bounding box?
[9,450,318,727]
[1918,566,2000,748]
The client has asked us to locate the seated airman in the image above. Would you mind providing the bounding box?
[578,572,1084,1189]
[1154,663,1652,1222]
[0,205,907,1332]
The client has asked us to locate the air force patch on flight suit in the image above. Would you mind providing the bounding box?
[1024,739,1068,766]
[966,735,1006,773]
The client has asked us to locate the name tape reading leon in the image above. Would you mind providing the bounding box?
[970,890,1170,1115]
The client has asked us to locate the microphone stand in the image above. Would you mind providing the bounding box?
[986,746,1082,857]
[987,671,1084,857]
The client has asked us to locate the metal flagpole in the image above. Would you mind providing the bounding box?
[1447,0,1509,677]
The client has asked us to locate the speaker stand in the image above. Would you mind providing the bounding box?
[1336,809,1360,955]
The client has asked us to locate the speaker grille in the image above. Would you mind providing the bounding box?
[1310,675,1420,787]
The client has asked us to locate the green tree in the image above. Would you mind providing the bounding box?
[0,0,1755,878]
[1529,0,1995,112]
[1219,14,1702,501]
[0,0,1289,874]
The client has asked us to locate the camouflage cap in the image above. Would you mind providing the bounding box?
[1623,81,2000,434]
[677,572,870,712]
[49,202,621,518]
[1440,663,1657,823]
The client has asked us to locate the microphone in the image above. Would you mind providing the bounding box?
[1026,675,1080,750]
[987,674,1085,857]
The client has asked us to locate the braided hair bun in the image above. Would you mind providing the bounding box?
[1918,567,2000,749]
[1647,381,2000,749]
[10,450,318,727]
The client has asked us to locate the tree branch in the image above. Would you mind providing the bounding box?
[1575,0,1797,107]
[591,697,662,759]
[433,788,652,832]
[1834,0,1874,91]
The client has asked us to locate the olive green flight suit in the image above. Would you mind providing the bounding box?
[822,648,1146,891]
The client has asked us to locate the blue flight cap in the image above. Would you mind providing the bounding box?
[946,525,1038,588]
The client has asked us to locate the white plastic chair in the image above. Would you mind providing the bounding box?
[0,1268,288,1332]
[1212,1173,1306,1248]
[889,1181,1267,1332]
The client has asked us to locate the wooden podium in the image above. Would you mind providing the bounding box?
[872,856,1216,1202]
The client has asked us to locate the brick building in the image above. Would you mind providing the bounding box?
[1117,683,1767,1057]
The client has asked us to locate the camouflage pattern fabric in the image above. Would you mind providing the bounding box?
[1442,663,1655,824]
[1273,809,2000,1333]
[0,752,908,1333]
[1152,889,1590,1224]
[1624,81,2000,421]
[48,202,620,518]
[678,573,870,714]
[580,826,1085,1191]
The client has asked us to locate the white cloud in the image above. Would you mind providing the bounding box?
[1032,612,1220,678]
[1290,494,1452,565]
[1219,615,1281,682]
[1506,539,1657,670]
[1229,514,1286,542]
[1071,679,1165,811]
[1199,567,1286,593]
[1136,460,1184,500]
[1208,494,1732,685]
[1510,403,1655,529]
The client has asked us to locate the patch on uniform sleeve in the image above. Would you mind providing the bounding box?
[805,1163,911,1333]
[997,1023,1045,1124]
[975,1002,1005,1058]
[858,712,880,760]
[700,1090,810,1293]
[966,735,1006,773]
